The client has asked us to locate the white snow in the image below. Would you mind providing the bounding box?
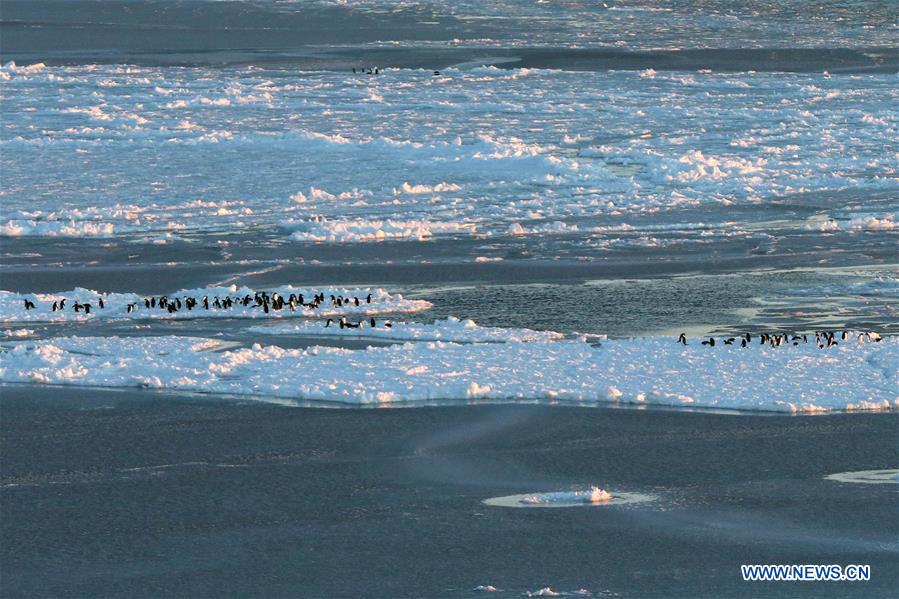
[2,329,34,338]
[527,588,561,597]
[287,217,476,243]
[3,65,894,244]
[0,286,430,323]
[1,333,895,413]
[247,317,564,343]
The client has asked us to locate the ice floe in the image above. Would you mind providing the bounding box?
[0,286,430,323]
[484,488,655,509]
[1,333,895,413]
[247,316,565,343]
[824,469,899,485]
[2,64,895,247]
[287,217,476,243]
[521,486,613,505]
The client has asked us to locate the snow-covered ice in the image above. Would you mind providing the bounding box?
[1,333,895,413]
[0,286,430,323]
[2,64,895,247]
[247,317,564,343]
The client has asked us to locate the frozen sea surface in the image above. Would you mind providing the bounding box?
[1,63,896,250]
[1,0,896,414]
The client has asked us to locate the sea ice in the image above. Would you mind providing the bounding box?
[247,317,564,343]
[0,286,430,323]
[1,332,894,413]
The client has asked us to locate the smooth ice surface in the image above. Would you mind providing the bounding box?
[0,286,430,323]
[1,333,895,413]
[247,316,566,343]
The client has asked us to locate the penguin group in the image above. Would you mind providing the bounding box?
[21,291,376,316]
[352,67,380,75]
[327,316,392,329]
[678,330,883,349]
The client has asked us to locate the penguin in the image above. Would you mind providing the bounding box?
[724,338,735,345]
[23,299,36,310]
[701,337,715,347]
[741,338,747,348]
[52,301,58,312]
[325,318,333,328]
[355,297,360,306]
[84,303,91,314]
[127,303,135,313]
[366,293,372,304]
[98,298,105,309]
[370,318,376,328]
[340,316,360,328]
[677,333,687,345]
[59,298,66,309]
